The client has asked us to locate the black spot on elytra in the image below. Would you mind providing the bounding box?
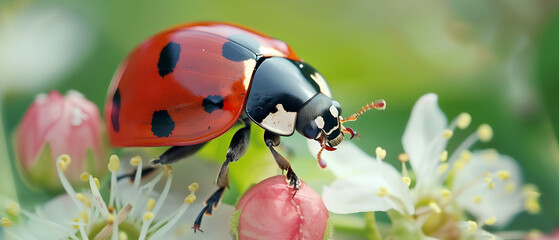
[222,34,259,61]
[158,42,181,77]
[202,95,224,113]
[111,89,121,132]
[151,110,175,137]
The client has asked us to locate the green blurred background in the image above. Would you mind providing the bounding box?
[2,0,559,237]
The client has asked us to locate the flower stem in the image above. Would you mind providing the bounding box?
[0,97,18,205]
[365,212,383,240]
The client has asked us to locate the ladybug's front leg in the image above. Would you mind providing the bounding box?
[194,122,251,232]
[264,131,300,190]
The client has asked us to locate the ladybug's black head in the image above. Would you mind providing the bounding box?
[295,93,344,148]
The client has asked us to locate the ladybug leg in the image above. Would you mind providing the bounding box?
[117,143,206,183]
[194,123,251,232]
[264,131,300,191]
[152,142,206,165]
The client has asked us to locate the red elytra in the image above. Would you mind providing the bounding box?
[104,22,299,147]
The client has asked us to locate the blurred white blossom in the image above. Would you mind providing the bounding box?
[0,5,92,91]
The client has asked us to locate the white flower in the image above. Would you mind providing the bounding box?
[312,93,538,239]
[1,154,234,240]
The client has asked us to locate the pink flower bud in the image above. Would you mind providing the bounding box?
[235,175,329,240]
[16,90,105,190]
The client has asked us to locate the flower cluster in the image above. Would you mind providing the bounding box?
[2,154,199,239]
[312,93,540,239]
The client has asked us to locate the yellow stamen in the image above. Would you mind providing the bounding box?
[6,202,19,216]
[76,193,87,201]
[442,129,453,139]
[483,149,498,161]
[428,201,442,214]
[60,154,71,166]
[73,218,80,229]
[440,150,448,162]
[76,193,92,208]
[94,177,101,190]
[453,160,465,171]
[80,172,90,182]
[457,113,472,129]
[147,198,156,211]
[130,155,142,166]
[375,147,386,160]
[108,155,120,172]
[398,153,409,163]
[460,150,472,162]
[441,189,452,198]
[107,214,115,224]
[164,165,172,175]
[477,124,493,142]
[184,194,196,204]
[58,159,68,172]
[188,182,199,192]
[484,173,492,183]
[505,182,516,194]
[473,195,482,204]
[488,181,495,190]
[527,230,542,238]
[1,217,13,227]
[402,177,411,187]
[466,220,477,234]
[143,212,154,221]
[80,210,89,223]
[119,232,128,240]
[376,187,389,197]
[497,170,510,180]
[484,217,497,226]
[523,184,541,198]
[438,163,449,174]
[525,198,541,214]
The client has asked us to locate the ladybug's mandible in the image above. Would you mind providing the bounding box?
[104,22,385,231]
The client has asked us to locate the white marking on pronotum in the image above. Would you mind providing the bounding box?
[260,104,297,135]
[242,59,257,89]
[314,116,325,129]
[310,72,332,98]
[329,105,339,118]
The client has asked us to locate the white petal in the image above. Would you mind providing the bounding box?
[457,221,502,240]
[321,157,414,215]
[453,150,524,226]
[307,140,377,178]
[402,93,448,187]
[0,6,92,91]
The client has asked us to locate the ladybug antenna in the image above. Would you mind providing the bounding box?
[341,99,386,123]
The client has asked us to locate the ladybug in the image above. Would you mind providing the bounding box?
[104,22,385,231]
